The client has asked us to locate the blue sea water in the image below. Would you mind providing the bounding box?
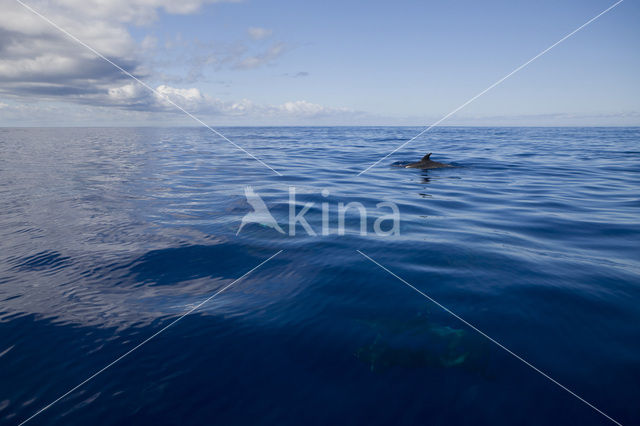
[0,126,639,425]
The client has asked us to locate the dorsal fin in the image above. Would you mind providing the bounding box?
[421,153,432,161]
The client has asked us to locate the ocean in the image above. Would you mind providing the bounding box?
[1,126,639,425]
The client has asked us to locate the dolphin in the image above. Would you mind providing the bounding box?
[352,314,487,373]
[396,153,453,169]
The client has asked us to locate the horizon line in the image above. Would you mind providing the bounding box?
[2,125,639,129]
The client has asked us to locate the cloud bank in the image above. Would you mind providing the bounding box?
[105,82,353,118]
[0,0,351,124]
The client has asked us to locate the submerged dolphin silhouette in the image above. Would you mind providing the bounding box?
[353,314,486,373]
[396,153,453,169]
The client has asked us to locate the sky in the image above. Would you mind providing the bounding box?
[0,0,638,126]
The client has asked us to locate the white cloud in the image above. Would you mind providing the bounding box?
[55,0,233,25]
[104,82,353,119]
[153,85,210,111]
[276,100,348,117]
[0,1,353,123]
[247,27,272,40]
[107,82,145,102]
[235,42,286,69]
[0,0,292,108]
[140,35,158,51]
[0,0,236,100]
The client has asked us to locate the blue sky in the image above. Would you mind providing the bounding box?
[0,0,638,126]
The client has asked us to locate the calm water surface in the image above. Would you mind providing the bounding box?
[0,127,639,425]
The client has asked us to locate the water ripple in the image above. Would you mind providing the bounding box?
[0,127,638,425]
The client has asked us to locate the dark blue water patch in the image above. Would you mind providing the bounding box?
[0,306,573,425]
[124,244,271,287]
